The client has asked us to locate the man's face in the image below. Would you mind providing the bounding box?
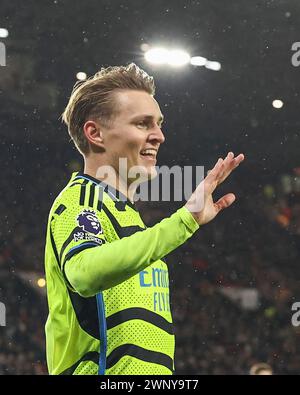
[100,90,165,184]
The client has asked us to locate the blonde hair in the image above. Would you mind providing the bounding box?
[249,362,273,375]
[62,63,155,154]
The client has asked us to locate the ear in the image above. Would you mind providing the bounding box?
[83,120,105,151]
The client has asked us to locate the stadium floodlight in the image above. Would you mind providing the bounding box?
[76,71,87,81]
[167,50,190,66]
[205,61,221,71]
[144,46,221,71]
[0,28,8,38]
[190,56,207,66]
[145,47,190,67]
[272,99,284,109]
[144,48,170,65]
[37,278,46,288]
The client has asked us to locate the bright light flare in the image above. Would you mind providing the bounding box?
[168,50,190,66]
[0,28,8,38]
[37,278,46,288]
[144,48,170,65]
[145,46,221,71]
[272,99,284,109]
[190,56,207,66]
[205,61,221,71]
[76,72,87,81]
[145,48,190,67]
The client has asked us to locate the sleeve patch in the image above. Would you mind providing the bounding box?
[73,231,105,245]
[76,209,103,235]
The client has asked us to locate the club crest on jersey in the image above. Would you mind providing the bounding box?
[77,209,102,235]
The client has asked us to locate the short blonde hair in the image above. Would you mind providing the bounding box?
[249,362,273,375]
[62,63,155,154]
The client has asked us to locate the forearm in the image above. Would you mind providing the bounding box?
[65,206,199,297]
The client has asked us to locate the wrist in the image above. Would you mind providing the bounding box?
[180,206,201,230]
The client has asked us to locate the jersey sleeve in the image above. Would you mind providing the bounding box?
[65,206,200,297]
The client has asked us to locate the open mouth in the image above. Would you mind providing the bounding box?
[140,148,157,160]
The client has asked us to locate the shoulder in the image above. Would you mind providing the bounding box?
[53,175,106,211]
[48,176,108,233]
[49,177,83,217]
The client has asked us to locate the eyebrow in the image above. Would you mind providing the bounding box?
[132,114,164,124]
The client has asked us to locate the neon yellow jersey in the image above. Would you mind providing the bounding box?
[44,172,199,375]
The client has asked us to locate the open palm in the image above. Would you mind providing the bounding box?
[185,152,245,225]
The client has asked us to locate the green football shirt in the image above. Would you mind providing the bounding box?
[44,172,199,375]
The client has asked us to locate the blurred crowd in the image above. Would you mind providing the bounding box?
[0,272,47,374]
[1,157,300,374]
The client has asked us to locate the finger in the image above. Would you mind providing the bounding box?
[206,154,233,193]
[217,151,234,177]
[205,153,244,194]
[205,155,231,195]
[206,157,224,179]
[233,153,245,167]
[218,153,245,183]
[209,152,235,177]
[214,193,236,212]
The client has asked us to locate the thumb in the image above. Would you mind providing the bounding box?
[214,193,236,213]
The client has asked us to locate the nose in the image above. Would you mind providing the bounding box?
[149,125,165,144]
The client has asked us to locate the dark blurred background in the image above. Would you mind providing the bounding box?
[1,0,300,374]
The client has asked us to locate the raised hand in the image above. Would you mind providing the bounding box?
[185,152,245,225]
